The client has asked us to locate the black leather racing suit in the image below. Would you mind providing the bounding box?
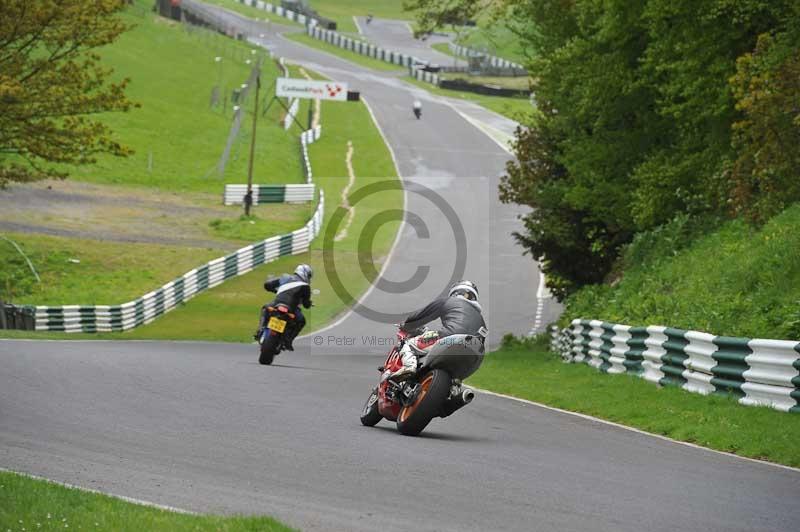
[403,295,486,337]
[263,273,312,344]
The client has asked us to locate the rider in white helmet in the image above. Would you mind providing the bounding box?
[260,264,313,351]
[390,280,485,380]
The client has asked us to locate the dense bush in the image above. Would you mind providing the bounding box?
[561,203,800,339]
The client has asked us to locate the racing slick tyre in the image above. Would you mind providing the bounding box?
[259,332,281,365]
[396,369,450,436]
[360,389,382,426]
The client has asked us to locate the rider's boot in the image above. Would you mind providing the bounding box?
[388,347,417,381]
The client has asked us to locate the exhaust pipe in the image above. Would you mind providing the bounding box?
[441,387,475,418]
[461,388,475,404]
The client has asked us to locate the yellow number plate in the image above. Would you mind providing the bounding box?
[267,317,287,333]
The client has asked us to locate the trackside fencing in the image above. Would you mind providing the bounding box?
[550,319,800,413]
[410,66,440,86]
[448,43,526,73]
[235,0,313,26]
[224,183,315,205]
[27,58,326,334]
[307,25,422,69]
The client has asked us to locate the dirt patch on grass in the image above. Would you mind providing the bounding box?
[0,180,310,250]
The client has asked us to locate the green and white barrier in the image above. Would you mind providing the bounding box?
[241,0,311,26]
[410,66,440,86]
[29,62,326,334]
[224,183,315,205]
[551,319,800,413]
[448,43,526,73]
[307,25,420,69]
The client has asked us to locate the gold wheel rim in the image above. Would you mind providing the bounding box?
[399,373,433,423]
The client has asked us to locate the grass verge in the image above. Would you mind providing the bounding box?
[0,470,295,531]
[284,32,403,72]
[404,76,533,121]
[308,0,412,34]
[469,336,800,467]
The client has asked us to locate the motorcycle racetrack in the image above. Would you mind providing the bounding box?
[2,4,799,532]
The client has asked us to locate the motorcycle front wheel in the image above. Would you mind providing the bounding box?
[360,389,382,426]
[396,369,450,436]
[259,331,281,365]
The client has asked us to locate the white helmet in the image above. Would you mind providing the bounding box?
[448,280,478,301]
[294,263,313,283]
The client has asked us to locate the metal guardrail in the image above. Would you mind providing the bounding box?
[223,183,315,205]
[551,319,800,413]
[307,26,419,69]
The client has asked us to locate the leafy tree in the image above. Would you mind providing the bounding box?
[0,0,135,188]
[728,15,800,223]
[408,0,800,299]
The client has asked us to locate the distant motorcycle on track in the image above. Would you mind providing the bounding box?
[413,100,422,119]
[360,325,486,436]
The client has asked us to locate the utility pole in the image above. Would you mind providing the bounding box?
[245,69,261,217]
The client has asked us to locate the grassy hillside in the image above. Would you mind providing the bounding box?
[309,0,410,33]
[67,2,306,192]
[560,204,800,339]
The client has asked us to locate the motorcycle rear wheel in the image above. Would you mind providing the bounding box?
[396,369,450,436]
[360,389,382,426]
[259,332,281,365]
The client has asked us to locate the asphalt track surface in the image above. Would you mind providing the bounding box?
[2,7,799,532]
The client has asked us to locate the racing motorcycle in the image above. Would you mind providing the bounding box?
[256,303,297,365]
[360,325,486,436]
[413,106,422,120]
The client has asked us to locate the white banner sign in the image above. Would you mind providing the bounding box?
[276,77,349,101]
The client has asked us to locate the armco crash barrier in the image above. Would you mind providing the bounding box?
[550,319,800,413]
[224,183,315,205]
[28,72,326,334]
[307,25,422,70]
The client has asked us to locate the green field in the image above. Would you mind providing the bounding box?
[458,23,528,65]
[309,0,411,34]
[404,77,533,121]
[67,2,306,193]
[285,32,403,72]
[470,336,800,467]
[0,471,295,532]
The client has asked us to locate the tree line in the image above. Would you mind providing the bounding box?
[408,0,800,299]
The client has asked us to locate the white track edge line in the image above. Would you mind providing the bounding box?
[474,389,800,473]
[0,467,197,514]
[298,95,406,338]
[353,16,363,35]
